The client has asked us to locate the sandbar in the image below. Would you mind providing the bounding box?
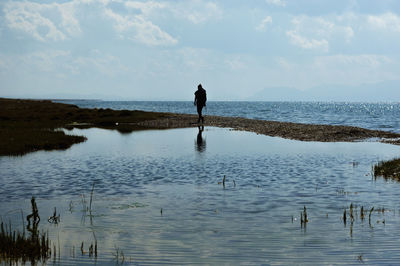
[1,98,400,156]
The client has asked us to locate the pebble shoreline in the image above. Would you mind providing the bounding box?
[133,113,400,144]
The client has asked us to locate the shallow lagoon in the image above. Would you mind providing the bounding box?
[2,127,400,264]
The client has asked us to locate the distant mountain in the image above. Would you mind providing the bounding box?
[249,80,400,102]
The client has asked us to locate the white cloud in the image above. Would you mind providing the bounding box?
[72,50,129,77]
[225,57,247,70]
[166,0,222,24]
[104,8,177,46]
[3,0,221,45]
[106,0,222,45]
[103,8,129,32]
[0,50,72,81]
[177,47,216,70]
[286,30,329,51]
[314,54,392,69]
[266,0,286,7]
[24,50,71,72]
[3,1,81,41]
[256,16,272,32]
[1,48,129,79]
[265,54,399,90]
[275,57,294,70]
[367,12,400,32]
[342,26,354,42]
[309,54,399,88]
[59,3,81,36]
[124,1,166,15]
[286,15,355,51]
[124,0,222,25]
[73,0,110,4]
[2,0,179,46]
[133,16,178,46]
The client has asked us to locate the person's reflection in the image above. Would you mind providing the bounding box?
[195,126,206,152]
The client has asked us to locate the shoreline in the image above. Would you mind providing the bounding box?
[133,113,400,143]
[1,98,400,156]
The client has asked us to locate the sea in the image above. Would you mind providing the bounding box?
[2,100,400,264]
[55,100,400,133]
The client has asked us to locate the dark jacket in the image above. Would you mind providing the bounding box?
[195,88,207,107]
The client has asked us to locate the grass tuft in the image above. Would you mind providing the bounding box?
[374,158,400,181]
[0,197,50,264]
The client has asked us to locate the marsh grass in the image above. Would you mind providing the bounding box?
[80,240,98,258]
[300,206,308,228]
[113,246,125,265]
[0,98,169,156]
[341,203,389,236]
[48,207,60,224]
[374,158,400,181]
[1,190,102,264]
[79,183,97,227]
[79,183,95,213]
[0,128,86,156]
[0,222,50,264]
[0,198,50,264]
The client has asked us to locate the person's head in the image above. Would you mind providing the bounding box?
[198,84,202,90]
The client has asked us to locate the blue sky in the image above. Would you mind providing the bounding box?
[0,0,399,101]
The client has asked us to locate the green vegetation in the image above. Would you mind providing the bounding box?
[0,98,169,156]
[374,158,400,181]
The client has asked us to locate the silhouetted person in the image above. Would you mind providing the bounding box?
[194,84,207,123]
[196,125,206,152]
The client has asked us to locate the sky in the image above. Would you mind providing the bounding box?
[0,0,400,101]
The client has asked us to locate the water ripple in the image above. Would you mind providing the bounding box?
[2,127,400,264]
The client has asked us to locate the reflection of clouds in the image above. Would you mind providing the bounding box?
[195,126,206,153]
[3,126,400,264]
[39,197,172,263]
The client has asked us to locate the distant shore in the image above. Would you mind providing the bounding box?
[1,98,400,157]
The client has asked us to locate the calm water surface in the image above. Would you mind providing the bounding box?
[1,127,400,264]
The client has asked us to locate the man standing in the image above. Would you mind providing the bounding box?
[194,84,207,123]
